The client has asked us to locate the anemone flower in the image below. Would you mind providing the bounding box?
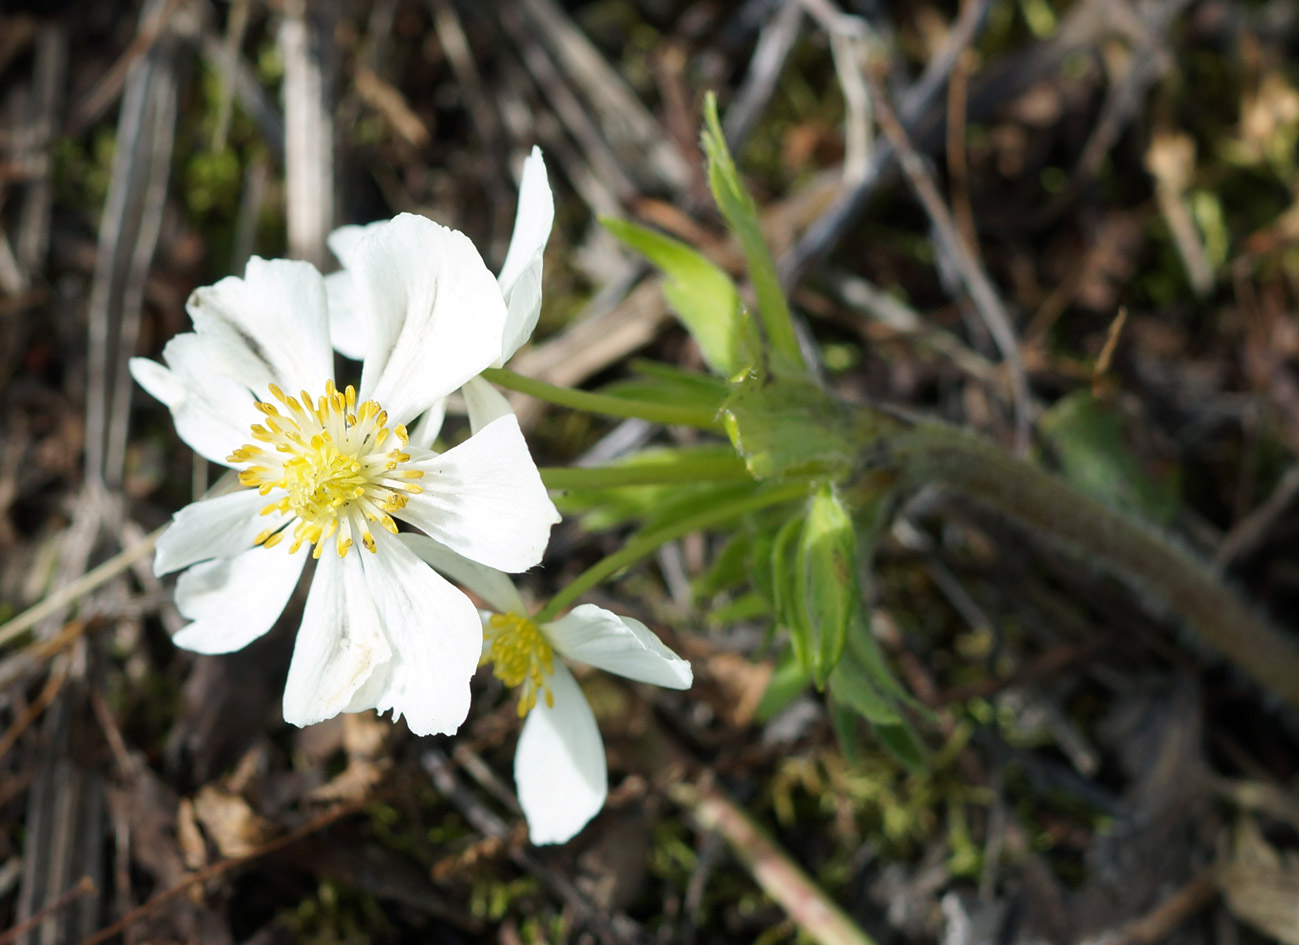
[405,536,693,844]
[130,215,559,737]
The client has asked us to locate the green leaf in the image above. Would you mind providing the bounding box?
[557,477,759,533]
[700,92,806,377]
[1038,390,1180,525]
[828,619,900,726]
[796,484,857,688]
[693,532,753,598]
[597,359,730,410]
[602,217,758,379]
[722,375,856,480]
[829,698,864,765]
[874,720,928,773]
[755,645,812,722]
[748,526,778,612]
[706,590,769,625]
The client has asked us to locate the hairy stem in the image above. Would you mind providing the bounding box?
[885,420,1299,709]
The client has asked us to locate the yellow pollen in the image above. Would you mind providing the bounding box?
[484,613,555,717]
[230,380,424,557]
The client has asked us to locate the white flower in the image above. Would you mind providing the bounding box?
[129,217,561,738]
[405,536,693,845]
[325,146,554,445]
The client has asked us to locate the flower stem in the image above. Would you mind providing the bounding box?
[534,480,808,623]
[482,368,723,430]
[884,420,1299,710]
[540,452,750,491]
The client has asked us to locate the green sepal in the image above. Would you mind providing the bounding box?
[770,513,809,668]
[797,484,857,688]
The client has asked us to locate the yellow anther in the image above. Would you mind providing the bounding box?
[484,613,556,717]
[231,381,422,559]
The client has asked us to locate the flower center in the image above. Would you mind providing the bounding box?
[229,381,424,558]
[484,612,555,717]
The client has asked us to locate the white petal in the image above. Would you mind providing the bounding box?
[347,529,482,736]
[497,148,552,292]
[174,317,279,396]
[400,533,527,615]
[130,340,260,467]
[186,256,334,395]
[326,222,374,269]
[171,544,307,654]
[498,261,543,367]
[353,214,507,425]
[545,605,693,689]
[515,662,607,845]
[282,549,392,727]
[154,489,287,576]
[397,414,559,573]
[497,148,553,363]
[408,397,448,450]
[324,270,368,360]
[462,376,513,434]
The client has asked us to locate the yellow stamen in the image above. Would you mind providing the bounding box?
[229,380,424,558]
[484,613,555,717]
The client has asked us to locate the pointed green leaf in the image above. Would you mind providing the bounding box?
[829,626,900,726]
[602,217,758,378]
[700,92,806,377]
[874,720,928,773]
[694,532,753,598]
[829,697,864,765]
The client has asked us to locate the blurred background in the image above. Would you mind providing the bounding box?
[2,0,1299,942]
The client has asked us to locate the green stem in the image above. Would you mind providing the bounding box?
[540,452,750,491]
[883,419,1299,711]
[535,480,808,623]
[482,368,723,430]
